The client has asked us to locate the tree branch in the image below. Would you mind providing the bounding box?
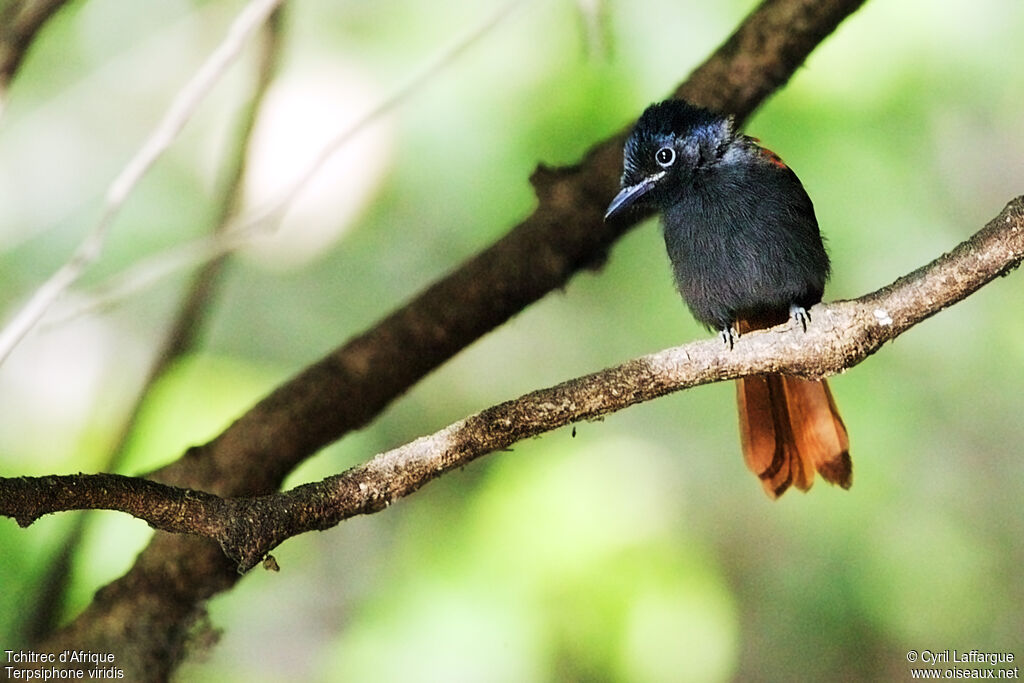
[5,195,1021,573]
[151,0,870,500]
[0,0,69,113]
[6,0,869,676]
[52,0,529,325]
[13,7,289,646]
[0,0,286,364]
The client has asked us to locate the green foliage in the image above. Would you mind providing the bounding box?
[1,0,1022,680]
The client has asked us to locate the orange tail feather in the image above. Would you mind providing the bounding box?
[736,374,851,499]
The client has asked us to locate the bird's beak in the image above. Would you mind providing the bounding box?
[603,171,665,220]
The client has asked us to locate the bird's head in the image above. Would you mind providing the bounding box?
[605,99,734,220]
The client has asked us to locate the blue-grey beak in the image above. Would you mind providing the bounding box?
[603,171,665,220]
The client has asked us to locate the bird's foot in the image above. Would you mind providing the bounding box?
[719,325,739,349]
[790,304,810,332]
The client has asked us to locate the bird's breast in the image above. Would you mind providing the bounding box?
[660,175,828,329]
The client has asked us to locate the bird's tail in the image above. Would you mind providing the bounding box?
[736,373,851,498]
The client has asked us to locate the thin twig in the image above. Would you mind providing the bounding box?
[150,6,286,371]
[14,7,288,645]
[0,0,285,364]
[50,0,530,325]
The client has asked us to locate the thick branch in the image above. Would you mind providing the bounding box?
[5,195,1021,573]
[12,0,869,676]
[153,0,869,498]
[13,8,289,646]
[0,0,69,95]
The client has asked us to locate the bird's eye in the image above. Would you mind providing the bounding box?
[655,146,675,167]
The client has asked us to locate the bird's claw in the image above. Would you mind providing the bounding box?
[720,325,739,350]
[790,304,810,332]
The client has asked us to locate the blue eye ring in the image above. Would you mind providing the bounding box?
[655,146,675,167]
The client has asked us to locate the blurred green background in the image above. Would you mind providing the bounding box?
[1,0,1022,680]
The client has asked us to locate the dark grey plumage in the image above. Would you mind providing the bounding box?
[610,100,830,332]
[605,99,851,499]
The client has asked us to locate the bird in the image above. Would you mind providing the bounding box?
[604,98,850,498]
